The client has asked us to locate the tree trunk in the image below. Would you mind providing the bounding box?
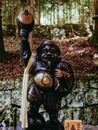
[12,0,15,25]
[57,0,60,25]
[94,0,98,43]
[29,0,35,52]
[38,0,41,25]
[53,0,56,25]
[0,1,5,62]
[90,0,98,47]
[16,0,20,39]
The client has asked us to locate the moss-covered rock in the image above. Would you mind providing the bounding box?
[2,23,88,39]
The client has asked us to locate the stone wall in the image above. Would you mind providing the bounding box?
[0,76,98,127]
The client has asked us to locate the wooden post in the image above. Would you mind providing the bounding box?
[64,120,83,130]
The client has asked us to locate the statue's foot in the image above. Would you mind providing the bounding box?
[16,121,64,130]
[46,121,64,130]
[16,113,46,130]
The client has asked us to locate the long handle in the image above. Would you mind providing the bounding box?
[20,54,35,128]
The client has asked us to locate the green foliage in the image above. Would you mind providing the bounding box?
[85,73,97,80]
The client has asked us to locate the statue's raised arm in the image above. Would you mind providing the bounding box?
[17,10,34,66]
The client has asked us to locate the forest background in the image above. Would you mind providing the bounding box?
[0,0,98,78]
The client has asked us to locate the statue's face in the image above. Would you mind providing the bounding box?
[40,45,58,65]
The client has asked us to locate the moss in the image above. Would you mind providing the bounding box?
[84,73,98,80]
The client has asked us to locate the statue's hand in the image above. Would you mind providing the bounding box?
[55,69,63,78]
[20,29,29,37]
[55,69,71,78]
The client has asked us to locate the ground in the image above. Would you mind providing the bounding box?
[0,36,98,79]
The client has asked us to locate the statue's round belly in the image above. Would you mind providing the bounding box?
[33,72,53,89]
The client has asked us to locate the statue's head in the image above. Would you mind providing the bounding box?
[36,40,61,66]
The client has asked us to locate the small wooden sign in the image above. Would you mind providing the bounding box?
[64,120,83,130]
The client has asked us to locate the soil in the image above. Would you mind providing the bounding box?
[0,36,98,79]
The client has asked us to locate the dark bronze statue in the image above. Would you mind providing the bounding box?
[17,10,74,130]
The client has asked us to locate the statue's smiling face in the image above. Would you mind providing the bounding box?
[40,45,58,64]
